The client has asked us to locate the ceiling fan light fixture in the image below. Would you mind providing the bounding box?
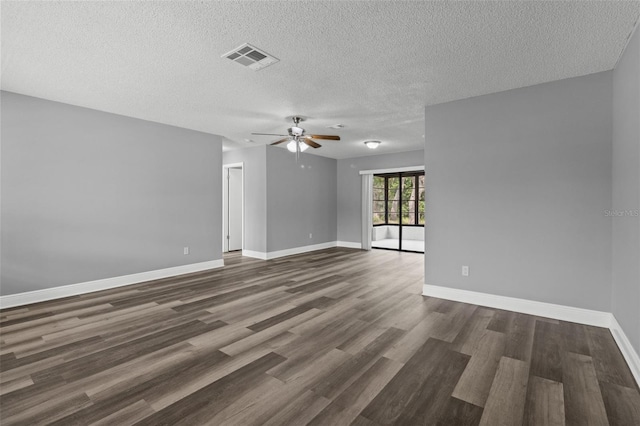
[287,140,309,153]
[256,116,338,159]
[364,140,381,149]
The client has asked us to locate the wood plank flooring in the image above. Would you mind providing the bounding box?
[1,248,639,425]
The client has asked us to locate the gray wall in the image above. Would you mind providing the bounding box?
[223,145,267,253]
[424,72,613,311]
[1,92,222,295]
[336,150,424,243]
[266,146,337,252]
[612,27,640,352]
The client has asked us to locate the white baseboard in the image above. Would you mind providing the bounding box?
[242,250,268,260]
[265,241,337,260]
[609,316,640,386]
[243,241,358,260]
[423,283,640,387]
[422,284,611,327]
[0,259,224,310]
[336,241,362,249]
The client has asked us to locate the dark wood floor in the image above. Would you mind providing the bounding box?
[1,248,639,425]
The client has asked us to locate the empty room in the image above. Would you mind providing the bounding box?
[1,1,639,425]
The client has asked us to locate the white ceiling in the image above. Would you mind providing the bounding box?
[2,1,639,159]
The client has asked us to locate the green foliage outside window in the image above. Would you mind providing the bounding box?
[373,173,425,226]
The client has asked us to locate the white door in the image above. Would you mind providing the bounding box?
[227,167,243,251]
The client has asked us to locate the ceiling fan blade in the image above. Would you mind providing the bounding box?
[270,137,290,145]
[308,134,340,140]
[303,138,321,148]
[252,133,288,136]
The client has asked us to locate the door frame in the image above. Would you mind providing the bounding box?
[372,171,424,253]
[359,165,425,253]
[222,162,244,253]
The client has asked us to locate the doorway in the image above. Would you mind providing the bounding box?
[372,171,425,253]
[223,163,243,252]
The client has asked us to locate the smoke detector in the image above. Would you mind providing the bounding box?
[222,43,279,71]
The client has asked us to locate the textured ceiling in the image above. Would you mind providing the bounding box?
[2,1,639,159]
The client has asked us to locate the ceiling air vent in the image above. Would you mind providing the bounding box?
[222,43,279,71]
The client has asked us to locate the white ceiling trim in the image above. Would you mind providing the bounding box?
[359,166,425,175]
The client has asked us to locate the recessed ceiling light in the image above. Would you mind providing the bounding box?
[328,124,345,129]
[364,140,381,149]
[244,138,254,143]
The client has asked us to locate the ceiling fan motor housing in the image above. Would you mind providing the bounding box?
[254,115,339,151]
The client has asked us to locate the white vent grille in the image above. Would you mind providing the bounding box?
[222,43,279,71]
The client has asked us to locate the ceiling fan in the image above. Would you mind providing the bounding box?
[252,116,340,156]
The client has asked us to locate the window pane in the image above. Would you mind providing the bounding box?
[402,215,415,225]
[419,175,425,187]
[373,176,385,188]
[402,177,414,202]
[387,201,399,224]
[387,177,400,198]
[401,199,414,212]
[387,176,401,224]
[373,213,385,225]
[419,212,425,225]
[373,200,385,212]
[373,188,385,201]
[402,201,416,224]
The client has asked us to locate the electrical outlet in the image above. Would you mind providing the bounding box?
[309,233,312,239]
[462,266,469,277]
[184,247,190,255]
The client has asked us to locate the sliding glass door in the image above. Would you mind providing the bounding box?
[372,172,424,253]
[373,175,400,250]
